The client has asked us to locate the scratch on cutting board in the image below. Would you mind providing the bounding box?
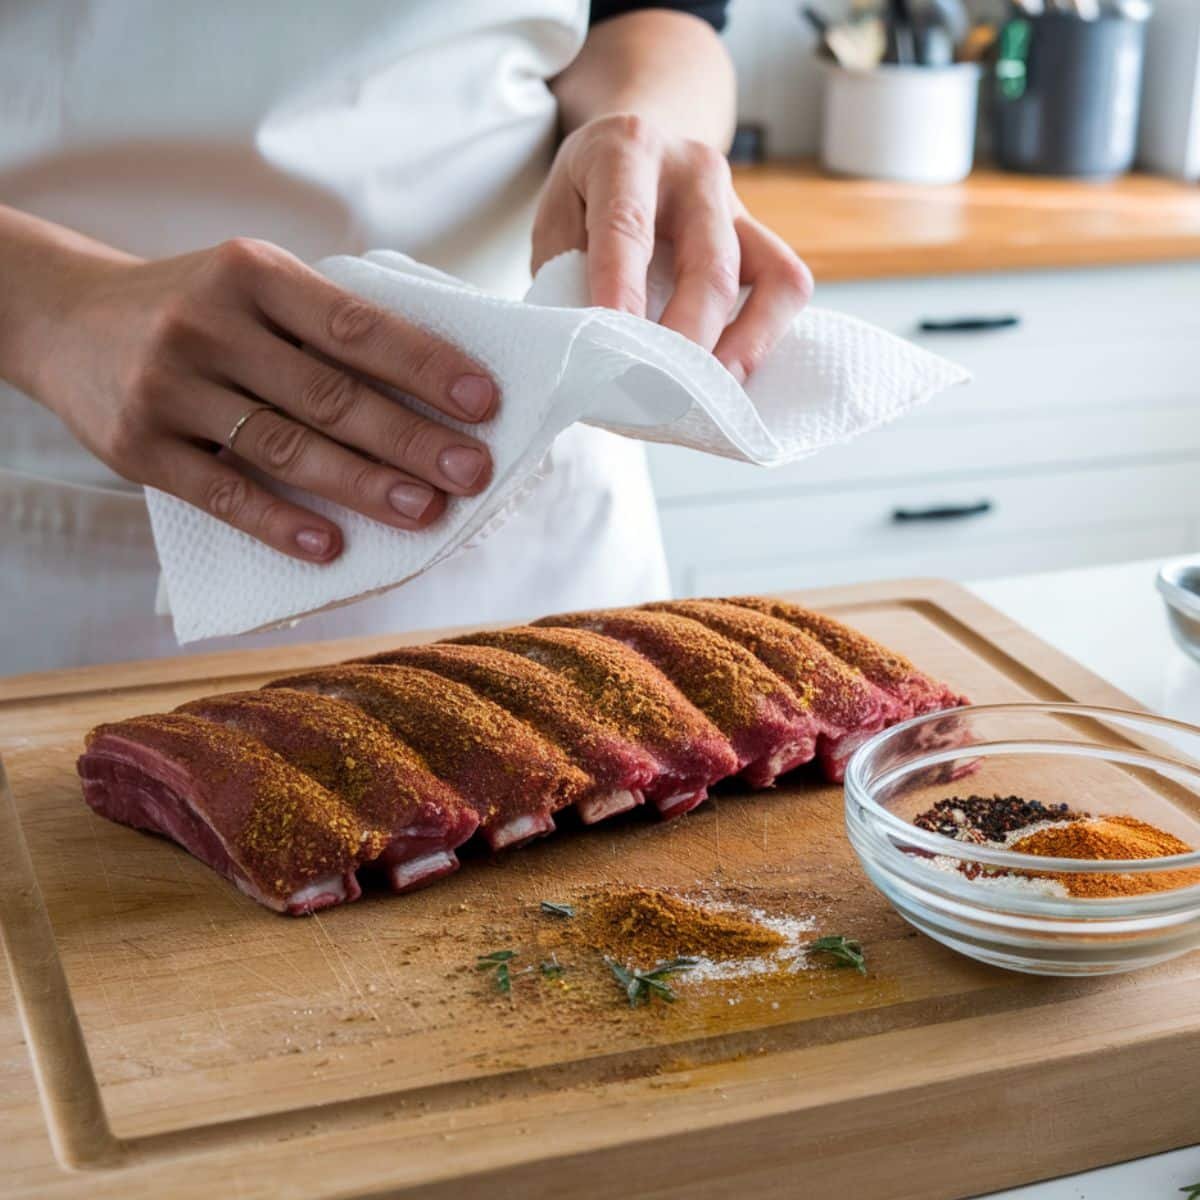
[310,913,383,1026]
[170,854,233,1046]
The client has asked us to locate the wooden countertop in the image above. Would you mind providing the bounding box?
[734,162,1200,282]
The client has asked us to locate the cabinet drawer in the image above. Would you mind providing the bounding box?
[656,459,1200,594]
[684,520,1192,595]
[647,401,1200,501]
[814,262,1200,346]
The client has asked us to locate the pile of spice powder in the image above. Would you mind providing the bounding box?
[576,888,785,965]
[1011,815,1200,898]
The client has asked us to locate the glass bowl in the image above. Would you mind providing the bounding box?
[844,703,1200,976]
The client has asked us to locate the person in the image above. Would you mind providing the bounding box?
[0,1,812,676]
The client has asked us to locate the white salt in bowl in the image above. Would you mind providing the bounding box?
[843,703,1200,976]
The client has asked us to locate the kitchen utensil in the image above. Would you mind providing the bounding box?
[799,3,829,39]
[914,13,956,66]
[6,580,1200,1198]
[926,0,970,43]
[1157,556,1200,664]
[820,60,980,183]
[846,702,1200,975]
[887,0,917,63]
[825,16,888,70]
[958,21,1000,60]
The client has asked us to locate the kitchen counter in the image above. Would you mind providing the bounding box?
[970,556,1200,1199]
[733,162,1200,282]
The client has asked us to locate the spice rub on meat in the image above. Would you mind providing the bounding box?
[354,643,656,825]
[178,688,478,893]
[78,594,966,914]
[728,596,968,722]
[448,626,738,818]
[269,665,590,852]
[79,713,374,914]
[534,608,818,788]
[645,599,890,780]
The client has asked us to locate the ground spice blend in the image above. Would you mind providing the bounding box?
[1011,815,1200,898]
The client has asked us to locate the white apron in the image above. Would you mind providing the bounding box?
[0,0,669,675]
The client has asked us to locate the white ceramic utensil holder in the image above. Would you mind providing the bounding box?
[820,63,981,185]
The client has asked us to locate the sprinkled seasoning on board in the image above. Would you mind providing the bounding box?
[468,888,867,1010]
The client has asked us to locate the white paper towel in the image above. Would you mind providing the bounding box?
[147,249,968,642]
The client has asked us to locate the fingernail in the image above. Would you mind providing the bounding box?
[449,374,495,419]
[296,528,334,559]
[388,481,435,520]
[438,445,488,489]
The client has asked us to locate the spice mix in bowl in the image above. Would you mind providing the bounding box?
[844,703,1200,976]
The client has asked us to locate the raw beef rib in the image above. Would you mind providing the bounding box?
[645,600,891,780]
[269,664,591,851]
[355,643,657,825]
[178,688,478,892]
[79,714,375,914]
[534,609,817,788]
[448,626,739,818]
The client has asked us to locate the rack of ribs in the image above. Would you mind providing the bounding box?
[446,626,738,818]
[267,664,591,852]
[354,643,657,825]
[77,595,967,914]
[533,609,819,788]
[178,688,478,893]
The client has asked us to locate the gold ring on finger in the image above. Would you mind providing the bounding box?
[225,403,276,453]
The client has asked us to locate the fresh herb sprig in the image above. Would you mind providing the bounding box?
[540,900,576,918]
[805,934,867,975]
[540,953,565,979]
[476,949,517,994]
[1180,1184,1200,1200]
[605,956,699,1007]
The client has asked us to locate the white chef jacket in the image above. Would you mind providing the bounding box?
[0,0,670,675]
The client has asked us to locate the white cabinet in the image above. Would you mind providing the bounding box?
[647,262,1200,594]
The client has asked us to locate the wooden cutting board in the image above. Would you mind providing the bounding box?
[2,579,1198,1200]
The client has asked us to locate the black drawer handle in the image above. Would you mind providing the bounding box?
[892,500,994,523]
[918,316,1021,334]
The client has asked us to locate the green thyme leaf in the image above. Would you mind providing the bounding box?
[1179,1184,1200,1200]
[639,956,701,980]
[540,954,565,979]
[806,934,867,975]
[476,949,517,968]
[476,949,518,995]
[494,963,511,994]
[539,900,576,918]
[605,956,698,1007]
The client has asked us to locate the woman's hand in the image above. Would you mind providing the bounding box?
[532,113,813,384]
[31,236,498,563]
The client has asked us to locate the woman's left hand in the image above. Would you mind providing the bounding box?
[532,113,813,384]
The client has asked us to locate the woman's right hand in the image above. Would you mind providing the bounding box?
[31,236,498,563]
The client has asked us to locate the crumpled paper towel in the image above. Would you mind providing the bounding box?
[148,248,968,642]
